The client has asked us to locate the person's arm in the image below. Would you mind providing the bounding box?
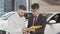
[25,20,28,28]
[22,20,28,34]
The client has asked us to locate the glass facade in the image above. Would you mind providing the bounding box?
[0,0,28,17]
[4,0,13,12]
[0,0,4,17]
[0,0,14,17]
[15,0,27,11]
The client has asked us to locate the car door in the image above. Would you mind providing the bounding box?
[50,14,60,34]
[48,13,60,34]
[45,13,60,34]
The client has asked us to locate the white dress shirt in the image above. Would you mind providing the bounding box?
[7,12,28,34]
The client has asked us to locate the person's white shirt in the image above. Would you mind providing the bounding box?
[7,11,28,33]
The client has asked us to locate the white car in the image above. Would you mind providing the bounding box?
[0,12,15,31]
[45,12,60,34]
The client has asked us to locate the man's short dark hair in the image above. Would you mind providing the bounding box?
[19,5,26,10]
[31,3,39,9]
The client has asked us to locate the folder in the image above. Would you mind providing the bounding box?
[29,26,42,29]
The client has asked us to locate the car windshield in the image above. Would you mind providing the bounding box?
[0,12,15,20]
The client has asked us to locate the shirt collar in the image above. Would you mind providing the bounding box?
[37,14,39,16]
[33,14,39,17]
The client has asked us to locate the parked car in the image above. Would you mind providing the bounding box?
[45,12,60,34]
[0,12,15,31]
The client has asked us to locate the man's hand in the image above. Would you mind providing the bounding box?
[22,28,28,32]
[22,28,35,32]
[22,28,28,34]
[29,28,35,32]
[22,28,35,34]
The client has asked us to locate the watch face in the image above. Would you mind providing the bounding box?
[42,0,60,5]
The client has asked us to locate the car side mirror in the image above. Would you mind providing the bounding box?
[49,20,56,24]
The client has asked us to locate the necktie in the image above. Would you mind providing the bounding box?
[34,16,37,26]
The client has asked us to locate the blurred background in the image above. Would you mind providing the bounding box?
[0,0,27,17]
[1,0,60,17]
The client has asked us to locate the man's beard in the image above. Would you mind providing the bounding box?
[18,12,24,17]
[20,15,24,17]
[19,15,24,17]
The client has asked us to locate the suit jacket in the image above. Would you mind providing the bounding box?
[28,14,47,34]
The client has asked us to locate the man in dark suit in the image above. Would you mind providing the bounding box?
[22,3,47,34]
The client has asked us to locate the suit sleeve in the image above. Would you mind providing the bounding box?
[33,16,47,34]
[27,17,32,28]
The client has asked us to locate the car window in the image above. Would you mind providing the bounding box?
[1,12,15,20]
[50,14,60,23]
[56,14,60,23]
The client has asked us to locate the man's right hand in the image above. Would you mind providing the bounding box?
[22,28,35,33]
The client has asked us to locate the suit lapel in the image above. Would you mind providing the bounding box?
[30,16,34,26]
[36,14,41,25]
[29,14,41,26]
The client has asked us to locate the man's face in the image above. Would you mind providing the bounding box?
[32,9,39,16]
[18,9,25,16]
